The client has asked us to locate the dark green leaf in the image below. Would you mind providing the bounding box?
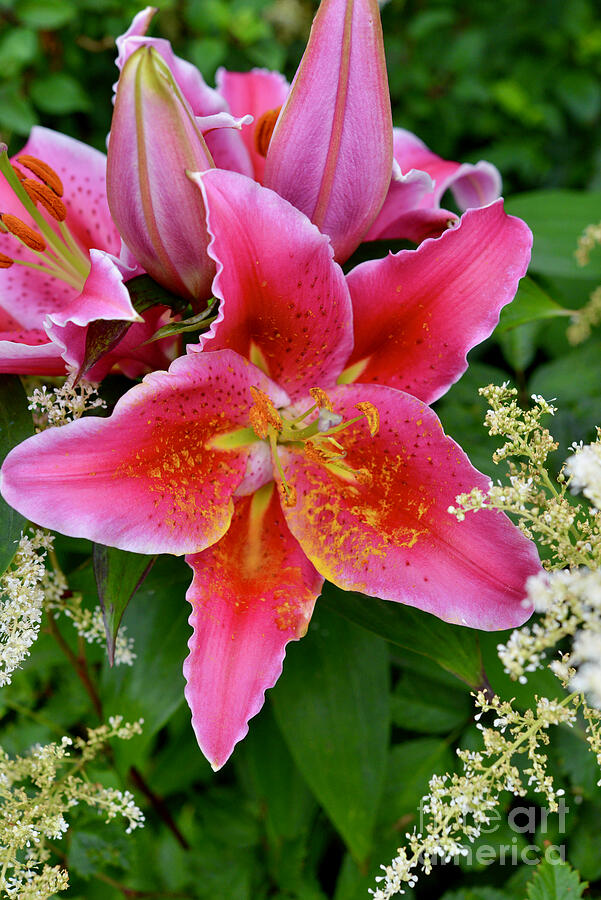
[99,556,192,758]
[126,274,189,315]
[497,277,570,332]
[15,0,77,29]
[391,672,471,733]
[31,73,90,114]
[0,375,34,575]
[497,320,540,371]
[236,703,316,844]
[525,860,587,900]
[378,738,454,828]
[93,544,155,666]
[0,83,37,135]
[271,605,390,863]
[144,305,217,344]
[321,582,484,689]
[441,890,511,900]
[566,803,601,881]
[505,191,601,281]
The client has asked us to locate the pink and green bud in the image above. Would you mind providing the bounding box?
[107,45,216,305]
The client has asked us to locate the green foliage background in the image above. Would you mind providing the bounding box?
[1,1,601,898]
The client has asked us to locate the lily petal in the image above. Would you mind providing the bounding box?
[393,128,502,210]
[263,0,393,262]
[108,45,216,303]
[1,350,288,555]
[216,67,290,182]
[189,169,354,399]
[0,331,66,375]
[342,201,532,404]
[184,484,322,770]
[280,384,539,630]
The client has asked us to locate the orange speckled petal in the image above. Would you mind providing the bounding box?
[279,383,540,631]
[184,483,322,770]
[1,349,289,555]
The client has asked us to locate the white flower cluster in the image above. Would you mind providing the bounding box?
[27,375,106,430]
[499,568,601,709]
[565,433,601,511]
[370,693,576,899]
[0,531,53,687]
[0,718,144,898]
[47,589,135,667]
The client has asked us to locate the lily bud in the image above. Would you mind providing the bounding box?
[107,45,216,304]
[263,0,393,263]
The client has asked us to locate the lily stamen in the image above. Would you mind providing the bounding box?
[254,107,281,157]
[21,179,67,222]
[0,214,46,252]
[17,154,64,197]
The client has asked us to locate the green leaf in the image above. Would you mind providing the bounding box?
[525,860,587,900]
[235,704,316,843]
[497,320,539,371]
[566,803,601,881]
[0,28,37,78]
[126,274,189,315]
[0,375,34,575]
[98,556,192,757]
[320,582,484,689]
[30,73,90,115]
[505,191,601,281]
[93,544,155,666]
[378,738,454,828]
[497,277,570,332]
[144,304,217,344]
[0,83,37,135]
[15,0,77,29]
[271,605,390,863]
[391,672,471,733]
[441,890,511,900]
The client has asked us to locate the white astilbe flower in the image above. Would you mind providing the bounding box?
[46,589,135,667]
[28,374,106,430]
[0,532,53,686]
[0,718,144,898]
[565,434,601,511]
[370,692,576,898]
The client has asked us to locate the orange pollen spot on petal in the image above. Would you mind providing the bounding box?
[0,214,46,252]
[17,154,64,197]
[355,402,379,436]
[309,386,333,411]
[0,252,13,268]
[254,106,282,157]
[22,178,67,222]
[248,385,282,439]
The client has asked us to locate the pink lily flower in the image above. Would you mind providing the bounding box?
[1,171,539,769]
[0,127,174,380]
[366,128,503,244]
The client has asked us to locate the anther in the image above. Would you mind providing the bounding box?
[0,252,13,268]
[254,107,281,157]
[248,385,283,439]
[310,387,333,411]
[0,214,46,252]
[355,402,380,436]
[11,165,26,182]
[22,179,67,222]
[17,155,64,197]
[278,481,297,508]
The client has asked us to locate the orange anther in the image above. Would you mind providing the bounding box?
[0,252,13,268]
[10,165,26,182]
[309,387,333,411]
[17,154,64,197]
[0,214,46,252]
[22,179,67,222]
[254,107,281,157]
[355,401,380,436]
[248,385,283,439]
